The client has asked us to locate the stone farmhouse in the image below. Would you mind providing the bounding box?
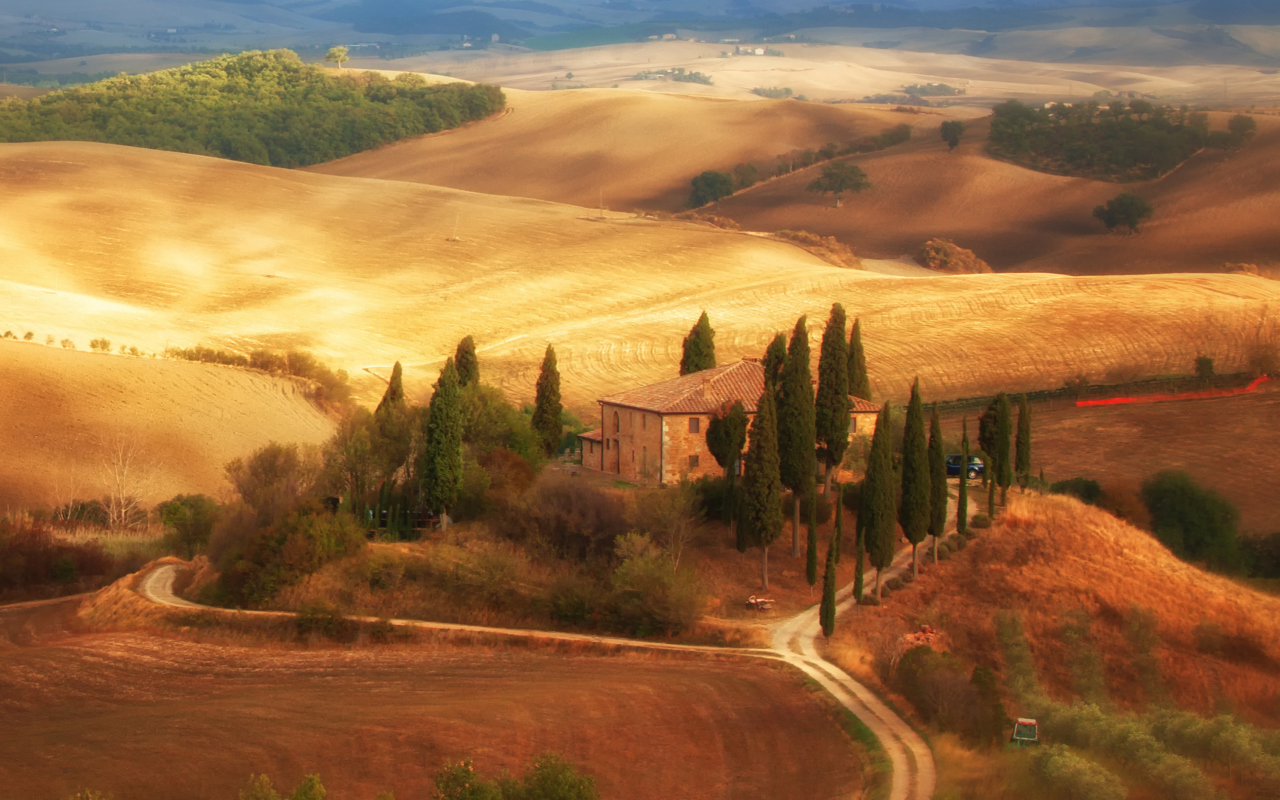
[578,359,880,485]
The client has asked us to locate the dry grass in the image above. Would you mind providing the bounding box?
[0,339,333,510]
[829,492,1280,727]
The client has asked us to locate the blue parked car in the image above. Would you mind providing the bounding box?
[946,455,985,479]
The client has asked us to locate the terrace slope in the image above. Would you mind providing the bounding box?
[2,140,1279,422]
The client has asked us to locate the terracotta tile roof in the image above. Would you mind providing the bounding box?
[578,429,603,442]
[850,396,881,413]
[599,360,767,414]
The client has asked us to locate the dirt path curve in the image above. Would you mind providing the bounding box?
[139,537,942,800]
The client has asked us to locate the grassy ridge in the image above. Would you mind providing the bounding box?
[0,50,505,167]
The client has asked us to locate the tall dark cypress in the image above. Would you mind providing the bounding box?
[854,487,865,603]
[680,311,717,375]
[815,303,850,490]
[1015,393,1032,489]
[848,317,872,401]
[740,384,784,590]
[422,358,464,531]
[763,332,788,389]
[778,316,817,558]
[806,491,818,593]
[995,392,1013,504]
[820,539,837,638]
[833,481,844,564]
[928,404,947,564]
[957,419,970,537]
[862,402,896,599]
[454,335,480,387]
[531,344,563,457]
[900,378,929,578]
[373,360,412,485]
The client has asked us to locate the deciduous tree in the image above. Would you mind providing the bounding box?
[815,303,850,490]
[690,170,735,206]
[325,46,350,69]
[848,318,872,401]
[900,378,930,577]
[531,344,563,457]
[706,400,748,550]
[778,316,817,558]
[807,162,871,207]
[1094,192,1153,233]
[941,120,965,151]
[680,311,716,375]
[741,384,783,590]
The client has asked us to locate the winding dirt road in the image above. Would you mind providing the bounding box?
[139,545,938,800]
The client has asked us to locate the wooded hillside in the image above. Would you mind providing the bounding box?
[0,50,505,167]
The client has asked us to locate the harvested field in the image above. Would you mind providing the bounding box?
[308,88,914,212]
[716,112,1280,275]
[827,493,1280,726]
[0,597,860,800]
[3,140,1279,421]
[0,340,332,511]
[941,382,1280,535]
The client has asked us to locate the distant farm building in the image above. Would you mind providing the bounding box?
[578,359,880,485]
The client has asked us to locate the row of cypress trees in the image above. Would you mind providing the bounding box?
[689,306,872,591]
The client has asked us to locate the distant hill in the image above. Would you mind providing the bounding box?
[0,50,505,168]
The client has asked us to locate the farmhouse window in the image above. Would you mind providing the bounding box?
[642,447,648,471]
[851,415,857,432]
[688,417,700,434]
[688,454,700,469]
[613,411,620,433]
[642,414,647,430]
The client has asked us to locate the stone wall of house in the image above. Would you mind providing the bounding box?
[580,436,604,470]
[599,403,664,483]
[659,411,723,484]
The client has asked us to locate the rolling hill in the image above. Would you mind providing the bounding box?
[0,341,333,511]
[3,140,1280,423]
[307,87,915,211]
[714,111,1280,275]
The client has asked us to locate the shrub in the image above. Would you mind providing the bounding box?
[217,511,366,606]
[1051,477,1103,506]
[970,513,991,529]
[893,645,981,732]
[89,337,111,352]
[1140,471,1242,571]
[1094,192,1154,233]
[689,170,735,206]
[60,339,76,349]
[0,521,113,594]
[607,533,701,636]
[503,476,628,562]
[752,86,793,99]
[295,601,349,639]
[156,493,220,559]
[859,593,881,606]
[22,331,33,340]
[1033,745,1126,800]
[886,576,904,591]
[916,238,992,274]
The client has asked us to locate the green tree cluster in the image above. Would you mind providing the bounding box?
[1094,192,1154,233]
[689,170,735,206]
[806,162,871,207]
[1140,471,1242,571]
[989,99,1217,180]
[0,50,505,167]
[940,119,965,151]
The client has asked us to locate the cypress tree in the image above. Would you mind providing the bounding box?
[928,404,947,564]
[995,392,1013,505]
[957,419,969,537]
[1015,393,1032,490]
[531,344,563,458]
[815,303,850,491]
[806,490,818,593]
[820,538,837,638]
[680,311,717,375]
[763,332,788,389]
[900,378,930,577]
[988,470,996,517]
[778,316,817,558]
[422,358,464,531]
[863,402,896,599]
[454,335,480,387]
[706,400,748,551]
[848,317,872,401]
[373,360,412,486]
[833,481,844,564]
[740,384,784,590]
[854,504,865,603]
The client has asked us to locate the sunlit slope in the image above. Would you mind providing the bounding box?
[717,113,1280,275]
[0,342,333,510]
[2,141,1279,419]
[306,88,910,211]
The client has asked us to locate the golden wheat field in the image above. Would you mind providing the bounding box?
[0,341,332,511]
[3,140,1280,421]
[308,87,922,211]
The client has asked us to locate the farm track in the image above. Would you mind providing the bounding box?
[140,541,938,800]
